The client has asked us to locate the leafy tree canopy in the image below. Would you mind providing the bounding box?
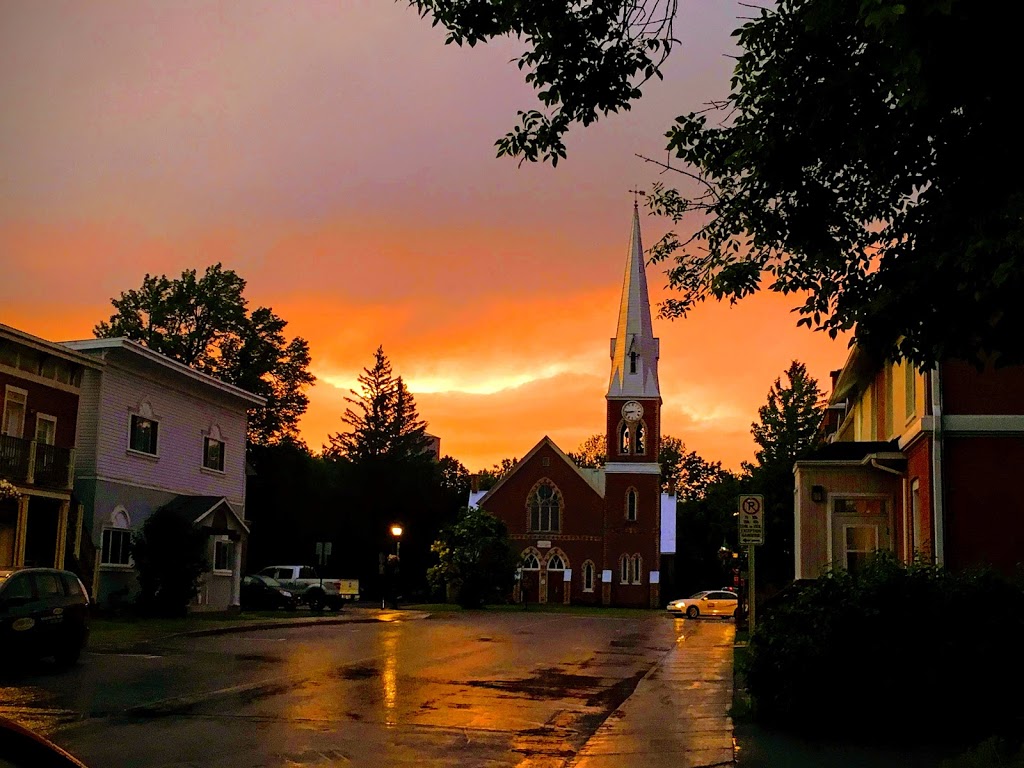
[408,0,678,166]
[569,432,727,498]
[411,0,1024,366]
[95,264,315,446]
[475,457,519,491]
[427,506,519,607]
[327,346,432,463]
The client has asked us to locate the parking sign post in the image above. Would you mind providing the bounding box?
[738,495,765,633]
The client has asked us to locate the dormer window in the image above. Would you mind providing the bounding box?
[629,351,638,374]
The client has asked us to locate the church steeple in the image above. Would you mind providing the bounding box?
[608,204,660,398]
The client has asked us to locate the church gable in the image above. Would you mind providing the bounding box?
[477,437,604,539]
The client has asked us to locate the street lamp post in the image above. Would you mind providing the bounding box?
[386,524,403,610]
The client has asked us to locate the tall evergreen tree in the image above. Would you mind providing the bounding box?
[746,360,825,590]
[95,263,315,446]
[749,361,825,470]
[328,348,430,462]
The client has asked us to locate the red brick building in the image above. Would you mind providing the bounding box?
[794,346,1024,578]
[1,323,102,570]
[472,208,669,607]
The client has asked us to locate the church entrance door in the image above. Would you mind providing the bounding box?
[546,553,567,605]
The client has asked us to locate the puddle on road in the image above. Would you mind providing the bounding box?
[331,664,378,681]
[0,685,79,737]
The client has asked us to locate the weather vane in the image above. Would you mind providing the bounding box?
[628,187,646,208]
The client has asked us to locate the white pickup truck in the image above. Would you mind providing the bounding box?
[256,565,359,611]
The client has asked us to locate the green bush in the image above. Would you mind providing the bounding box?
[746,553,1024,744]
[131,507,209,617]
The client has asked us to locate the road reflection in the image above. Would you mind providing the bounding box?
[380,625,398,726]
[0,682,78,736]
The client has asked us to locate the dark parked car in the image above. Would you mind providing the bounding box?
[0,568,90,667]
[241,574,298,611]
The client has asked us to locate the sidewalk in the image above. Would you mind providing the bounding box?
[569,620,736,768]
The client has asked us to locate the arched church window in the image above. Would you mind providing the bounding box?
[619,554,629,584]
[547,553,566,571]
[619,423,631,454]
[625,489,638,522]
[583,561,595,592]
[528,481,561,532]
[522,552,540,570]
[634,422,646,454]
[631,554,643,584]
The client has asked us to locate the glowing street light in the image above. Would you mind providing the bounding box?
[390,524,403,558]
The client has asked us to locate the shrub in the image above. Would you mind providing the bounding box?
[131,507,209,617]
[746,552,1024,745]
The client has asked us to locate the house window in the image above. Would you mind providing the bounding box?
[129,415,159,455]
[102,528,132,566]
[844,525,877,572]
[905,362,917,420]
[619,554,629,584]
[214,539,233,572]
[583,561,595,592]
[911,479,930,562]
[630,554,643,584]
[203,437,225,472]
[884,365,894,438]
[35,414,57,445]
[2,386,27,439]
[528,482,561,532]
[625,488,638,521]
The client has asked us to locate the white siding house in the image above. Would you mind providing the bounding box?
[64,338,264,611]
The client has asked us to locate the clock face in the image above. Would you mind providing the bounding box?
[621,400,643,422]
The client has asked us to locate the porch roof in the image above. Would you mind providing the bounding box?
[158,494,250,536]
[799,440,901,463]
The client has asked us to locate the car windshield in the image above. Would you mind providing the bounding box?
[259,575,282,587]
[690,592,710,599]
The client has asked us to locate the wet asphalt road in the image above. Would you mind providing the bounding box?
[1,611,685,767]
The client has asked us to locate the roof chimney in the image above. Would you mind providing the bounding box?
[470,474,480,493]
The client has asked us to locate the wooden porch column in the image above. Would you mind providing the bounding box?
[231,539,243,608]
[14,495,29,566]
[55,500,69,568]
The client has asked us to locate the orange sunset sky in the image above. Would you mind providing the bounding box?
[0,1,850,473]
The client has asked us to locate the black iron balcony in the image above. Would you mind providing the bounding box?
[0,434,74,490]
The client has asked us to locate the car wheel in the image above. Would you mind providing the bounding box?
[686,605,699,619]
[308,591,325,612]
[285,600,297,612]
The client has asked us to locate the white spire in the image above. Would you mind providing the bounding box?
[608,205,660,398]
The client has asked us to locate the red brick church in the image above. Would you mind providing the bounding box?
[470,206,673,608]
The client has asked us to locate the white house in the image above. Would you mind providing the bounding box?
[63,337,264,611]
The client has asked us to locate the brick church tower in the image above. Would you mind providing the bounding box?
[469,204,666,608]
[603,203,662,607]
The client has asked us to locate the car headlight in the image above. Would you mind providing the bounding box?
[281,591,292,598]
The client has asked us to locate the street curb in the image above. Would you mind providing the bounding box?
[90,609,430,653]
[170,608,431,638]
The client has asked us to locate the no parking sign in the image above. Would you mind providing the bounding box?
[738,494,765,545]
